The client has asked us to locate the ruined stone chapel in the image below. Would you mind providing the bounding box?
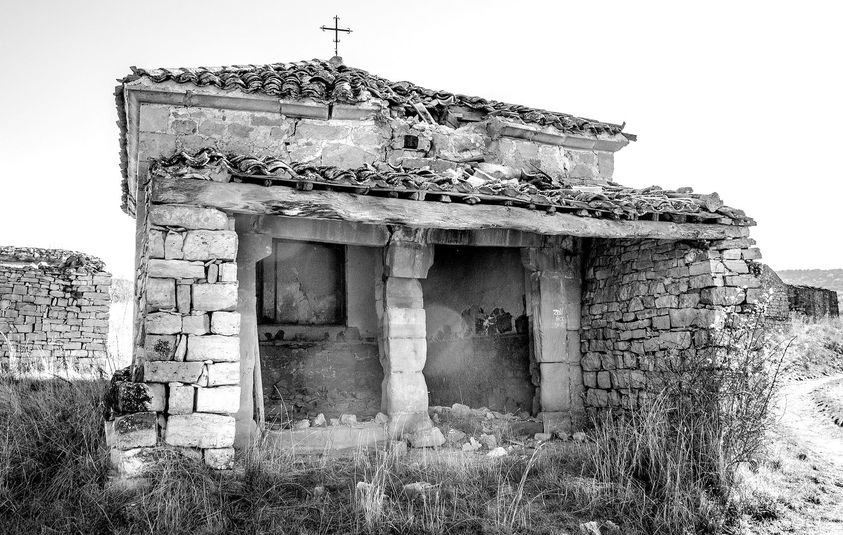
[106,57,763,475]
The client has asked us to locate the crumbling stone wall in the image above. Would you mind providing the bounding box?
[134,103,612,195]
[758,265,790,321]
[580,237,762,415]
[787,284,839,318]
[0,246,111,375]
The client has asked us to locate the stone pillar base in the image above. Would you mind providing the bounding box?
[387,412,433,439]
[539,411,585,435]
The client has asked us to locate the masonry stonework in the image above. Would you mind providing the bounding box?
[580,238,762,415]
[106,194,242,476]
[0,246,111,375]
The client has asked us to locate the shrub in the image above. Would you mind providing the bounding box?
[586,309,785,534]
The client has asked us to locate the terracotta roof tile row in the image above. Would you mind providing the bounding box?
[150,149,752,226]
[124,59,628,138]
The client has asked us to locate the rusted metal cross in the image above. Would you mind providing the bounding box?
[320,15,352,57]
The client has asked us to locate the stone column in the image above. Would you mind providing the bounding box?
[108,202,243,476]
[377,230,435,439]
[522,247,583,435]
[234,229,272,448]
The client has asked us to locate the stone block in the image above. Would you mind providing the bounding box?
[407,427,445,448]
[384,372,429,414]
[147,278,176,310]
[655,295,678,308]
[219,263,237,282]
[540,362,581,412]
[186,335,239,362]
[147,382,166,412]
[144,334,177,361]
[658,331,692,350]
[110,447,157,478]
[182,313,209,335]
[596,370,611,389]
[723,260,749,274]
[164,413,236,448]
[182,231,238,261]
[382,308,425,338]
[210,311,240,335]
[581,353,601,372]
[148,259,206,279]
[149,230,165,258]
[145,312,182,334]
[669,308,725,329]
[725,275,761,289]
[383,278,423,308]
[204,447,235,470]
[742,247,762,260]
[113,381,158,413]
[139,105,170,133]
[202,362,240,386]
[700,287,745,306]
[382,337,426,373]
[149,205,228,230]
[583,371,597,388]
[585,388,609,408]
[144,361,204,383]
[106,412,157,450]
[177,283,191,313]
[164,231,185,260]
[168,385,195,414]
[196,386,241,414]
[192,284,238,311]
[384,242,434,279]
[652,315,670,330]
[689,260,725,276]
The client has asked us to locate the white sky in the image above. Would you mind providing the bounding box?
[1,1,840,279]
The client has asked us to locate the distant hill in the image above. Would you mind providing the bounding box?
[777,269,843,308]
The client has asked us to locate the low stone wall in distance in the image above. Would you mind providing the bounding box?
[0,245,112,375]
[787,284,839,318]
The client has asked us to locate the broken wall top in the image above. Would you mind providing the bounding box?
[0,245,107,272]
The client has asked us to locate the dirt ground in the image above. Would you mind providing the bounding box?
[744,374,843,534]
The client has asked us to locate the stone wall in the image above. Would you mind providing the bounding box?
[106,202,242,475]
[787,284,839,318]
[580,237,762,415]
[134,103,612,197]
[0,246,111,375]
[421,245,534,412]
[758,265,790,321]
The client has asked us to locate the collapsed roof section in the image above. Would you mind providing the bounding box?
[150,149,753,227]
[123,58,632,138]
[116,58,636,215]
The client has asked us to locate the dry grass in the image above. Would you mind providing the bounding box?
[770,316,843,381]
[2,316,841,534]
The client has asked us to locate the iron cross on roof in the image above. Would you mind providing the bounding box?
[320,15,352,57]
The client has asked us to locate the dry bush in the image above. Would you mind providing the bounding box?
[585,310,785,534]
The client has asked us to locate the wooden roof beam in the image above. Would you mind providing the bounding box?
[152,177,749,241]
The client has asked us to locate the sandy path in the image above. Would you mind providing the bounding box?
[776,374,843,470]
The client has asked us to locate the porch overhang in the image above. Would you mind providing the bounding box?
[152,176,750,241]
